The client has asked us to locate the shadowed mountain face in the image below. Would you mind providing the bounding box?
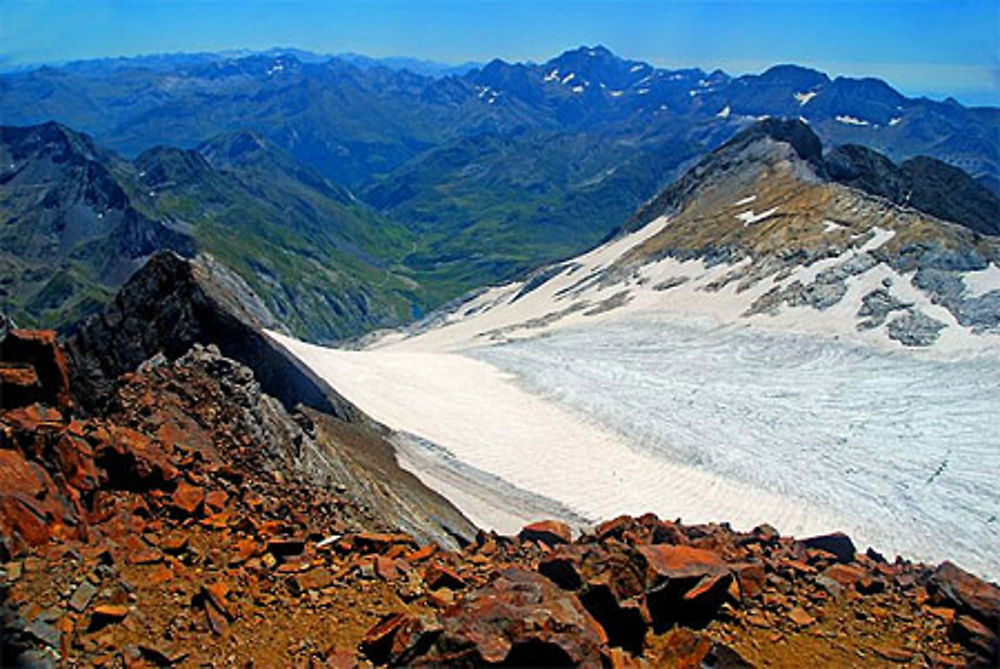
[825,145,1000,236]
[0,123,423,341]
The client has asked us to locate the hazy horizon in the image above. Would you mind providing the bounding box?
[2,0,997,107]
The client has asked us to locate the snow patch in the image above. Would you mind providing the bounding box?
[571,85,585,94]
[609,90,624,98]
[962,264,1000,298]
[735,207,778,226]
[733,195,757,206]
[836,115,871,126]
[544,69,559,82]
[629,64,645,73]
[823,219,845,233]
[794,91,817,106]
[561,73,575,84]
[889,117,903,127]
[716,105,731,119]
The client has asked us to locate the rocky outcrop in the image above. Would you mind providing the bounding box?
[64,251,356,418]
[827,144,1000,236]
[0,330,72,411]
[2,333,997,666]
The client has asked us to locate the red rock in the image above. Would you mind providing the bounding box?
[375,555,400,582]
[0,364,42,409]
[405,544,437,563]
[294,567,335,592]
[129,547,162,565]
[204,489,228,511]
[159,534,189,554]
[683,572,734,605]
[927,606,956,624]
[1,330,72,410]
[170,481,204,515]
[872,645,914,663]
[519,520,573,546]
[202,582,234,620]
[595,515,633,542]
[231,538,261,564]
[0,448,68,549]
[950,614,998,660]
[823,563,867,588]
[98,426,178,488]
[801,532,856,563]
[650,628,750,668]
[929,561,1000,628]
[426,569,607,666]
[424,564,466,590]
[361,613,442,665]
[638,544,727,581]
[787,606,816,627]
[89,605,129,631]
[732,562,766,600]
[54,433,99,493]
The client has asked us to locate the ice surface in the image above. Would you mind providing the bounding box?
[473,317,1000,580]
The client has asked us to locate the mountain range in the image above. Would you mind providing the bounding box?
[1,45,998,342]
[2,45,1000,669]
[0,122,423,340]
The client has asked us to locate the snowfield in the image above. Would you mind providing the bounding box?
[268,213,1000,581]
[273,319,1000,581]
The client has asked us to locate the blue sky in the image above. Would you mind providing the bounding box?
[2,0,998,105]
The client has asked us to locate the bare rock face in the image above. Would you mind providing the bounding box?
[428,568,609,666]
[929,561,1000,629]
[63,251,353,419]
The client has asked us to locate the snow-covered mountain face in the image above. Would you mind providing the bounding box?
[373,121,1000,356]
[272,120,1000,581]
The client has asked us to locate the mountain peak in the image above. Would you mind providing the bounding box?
[722,118,824,166]
[757,64,829,89]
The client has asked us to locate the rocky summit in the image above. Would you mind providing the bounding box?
[2,323,998,666]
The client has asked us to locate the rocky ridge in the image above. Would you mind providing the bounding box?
[390,119,999,353]
[2,327,999,665]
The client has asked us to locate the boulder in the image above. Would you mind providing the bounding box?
[519,520,573,546]
[949,614,998,662]
[428,568,608,666]
[0,448,70,550]
[638,545,732,629]
[0,330,72,411]
[361,613,442,666]
[929,561,1000,628]
[801,532,856,563]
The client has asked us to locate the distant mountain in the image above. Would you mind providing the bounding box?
[2,45,994,188]
[0,122,425,341]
